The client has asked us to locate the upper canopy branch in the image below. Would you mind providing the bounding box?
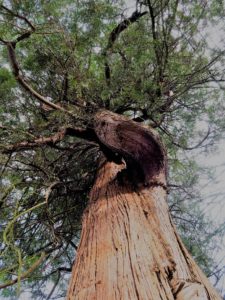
[0,6,77,118]
[103,10,147,89]
[0,4,35,30]
[5,41,76,117]
[104,10,147,53]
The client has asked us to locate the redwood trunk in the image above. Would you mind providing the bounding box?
[67,111,221,300]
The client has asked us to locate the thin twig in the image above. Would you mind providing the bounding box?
[0,4,35,30]
[0,252,46,289]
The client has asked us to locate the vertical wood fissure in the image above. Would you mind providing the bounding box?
[122,199,140,300]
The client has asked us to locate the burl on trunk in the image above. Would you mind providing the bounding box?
[67,111,221,300]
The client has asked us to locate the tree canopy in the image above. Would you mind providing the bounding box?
[0,0,225,298]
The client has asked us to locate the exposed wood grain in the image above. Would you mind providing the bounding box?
[67,111,221,300]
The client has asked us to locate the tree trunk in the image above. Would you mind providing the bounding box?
[67,111,221,300]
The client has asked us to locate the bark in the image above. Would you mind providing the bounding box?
[67,111,221,300]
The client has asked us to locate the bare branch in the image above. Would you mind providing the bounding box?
[2,128,66,153]
[46,270,61,300]
[2,127,97,154]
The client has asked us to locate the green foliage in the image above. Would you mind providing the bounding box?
[1,0,225,298]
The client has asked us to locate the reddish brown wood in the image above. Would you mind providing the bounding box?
[67,111,221,300]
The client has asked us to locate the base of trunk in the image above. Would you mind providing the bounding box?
[67,160,221,300]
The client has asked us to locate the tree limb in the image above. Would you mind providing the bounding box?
[6,42,76,117]
[105,11,147,52]
[1,127,97,154]
[103,10,147,90]
[46,270,61,300]
[0,4,35,30]
[0,6,77,118]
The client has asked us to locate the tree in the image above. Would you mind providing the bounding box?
[0,0,224,299]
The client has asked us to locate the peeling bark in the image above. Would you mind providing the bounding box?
[67,111,221,300]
